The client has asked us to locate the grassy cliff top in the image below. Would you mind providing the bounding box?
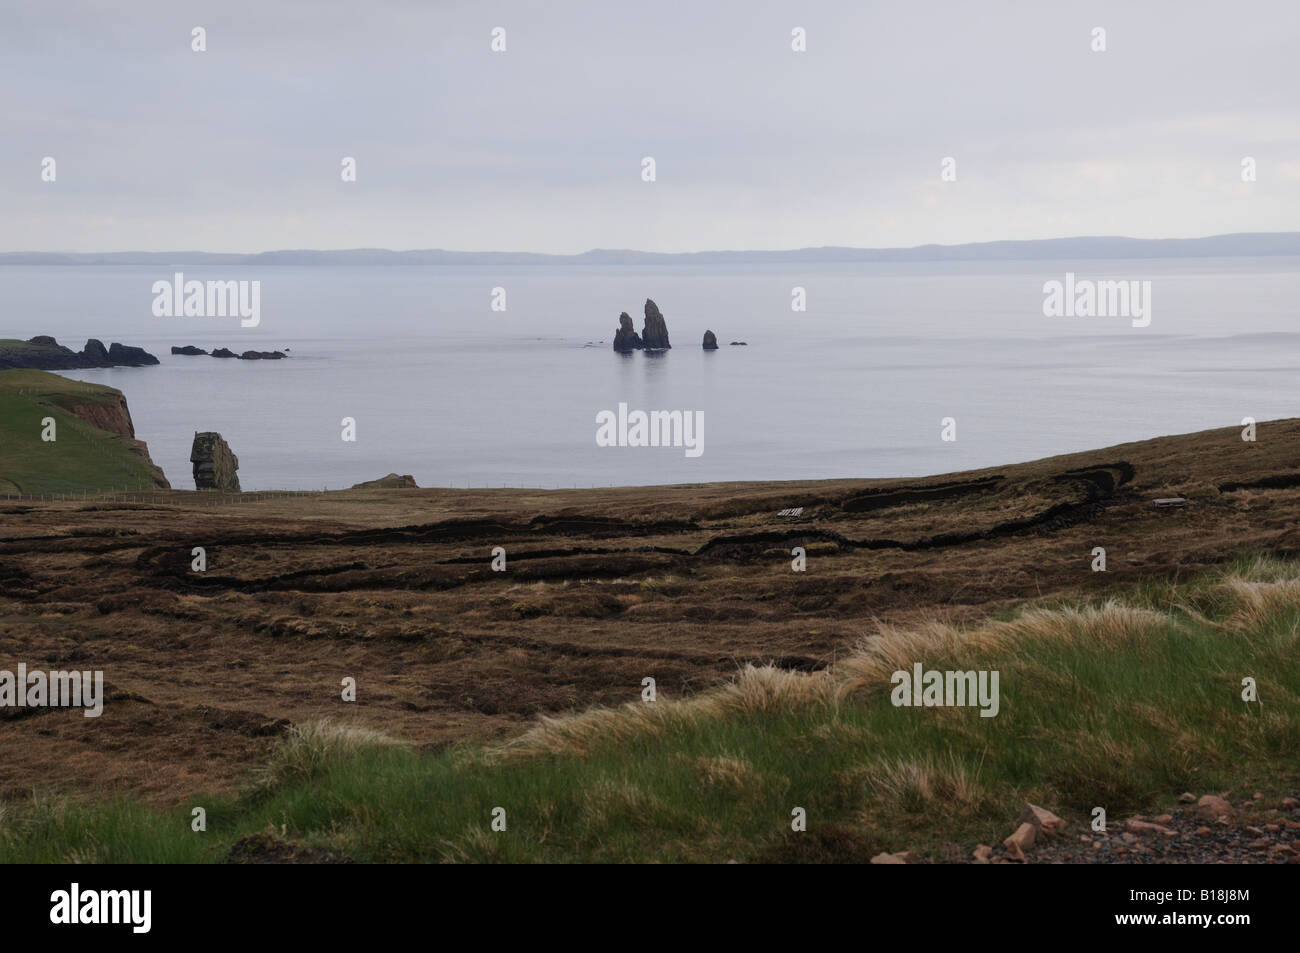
[0,368,164,495]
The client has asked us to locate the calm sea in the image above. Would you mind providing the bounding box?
[3,258,1298,490]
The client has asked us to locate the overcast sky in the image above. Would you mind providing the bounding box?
[2,0,1298,253]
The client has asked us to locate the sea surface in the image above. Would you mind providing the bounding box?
[2,258,1299,491]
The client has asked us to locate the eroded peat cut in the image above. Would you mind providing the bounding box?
[1,419,1298,804]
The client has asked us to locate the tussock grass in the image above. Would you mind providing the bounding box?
[835,603,1173,698]
[3,558,1299,863]
[505,664,833,759]
[255,719,408,790]
[859,753,990,813]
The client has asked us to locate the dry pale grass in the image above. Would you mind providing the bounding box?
[502,665,834,758]
[437,826,506,863]
[859,752,987,811]
[504,603,1174,759]
[691,755,762,793]
[581,778,665,829]
[504,580,568,594]
[257,718,407,788]
[637,575,686,588]
[833,602,1171,698]
[1208,578,1300,633]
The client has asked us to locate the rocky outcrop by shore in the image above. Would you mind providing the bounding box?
[351,473,420,489]
[108,342,157,365]
[69,390,170,488]
[82,339,111,364]
[190,432,240,491]
[0,336,159,370]
[703,330,718,350]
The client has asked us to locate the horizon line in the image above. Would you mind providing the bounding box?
[3,230,1299,262]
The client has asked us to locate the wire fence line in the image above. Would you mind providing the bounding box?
[1,488,332,506]
[2,483,616,504]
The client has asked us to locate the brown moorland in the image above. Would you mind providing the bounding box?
[2,418,1299,805]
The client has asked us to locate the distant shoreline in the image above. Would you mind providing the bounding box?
[2,231,1298,266]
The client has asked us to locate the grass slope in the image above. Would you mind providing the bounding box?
[2,556,1297,863]
[0,369,161,495]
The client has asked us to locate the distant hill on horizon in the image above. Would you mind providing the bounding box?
[3,232,1299,267]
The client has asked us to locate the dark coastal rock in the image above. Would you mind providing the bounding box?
[172,345,284,360]
[641,299,671,349]
[190,432,240,492]
[703,330,718,350]
[0,335,159,370]
[81,339,111,365]
[612,312,643,352]
[3,337,84,369]
[107,342,159,366]
[729,341,748,346]
[351,473,420,489]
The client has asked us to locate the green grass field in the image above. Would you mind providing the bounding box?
[2,556,1297,863]
[0,369,163,495]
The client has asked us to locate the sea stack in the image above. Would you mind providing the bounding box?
[81,339,111,364]
[642,299,671,349]
[702,330,718,350]
[107,342,159,366]
[190,432,240,491]
[612,312,643,352]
